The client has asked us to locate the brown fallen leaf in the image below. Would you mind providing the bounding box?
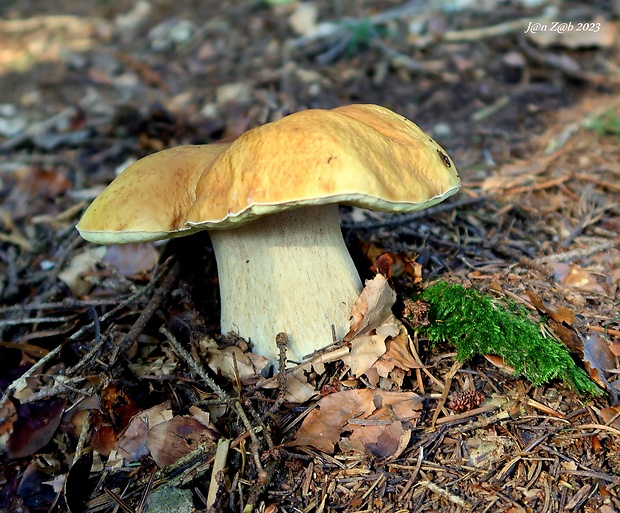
[342,315,400,377]
[526,290,577,325]
[147,416,218,467]
[346,275,397,341]
[115,402,172,463]
[341,275,400,377]
[202,337,268,381]
[581,333,616,391]
[370,329,421,383]
[600,406,620,430]
[551,262,606,294]
[103,243,159,277]
[290,389,422,459]
[4,397,66,459]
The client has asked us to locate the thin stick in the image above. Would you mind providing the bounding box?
[160,327,267,478]
[111,260,181,363]
[535,240,616,264]
[206,439,231,510]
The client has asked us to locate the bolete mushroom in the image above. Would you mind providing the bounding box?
[76,104,460,368]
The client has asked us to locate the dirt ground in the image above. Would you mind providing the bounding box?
[0,1,619,512]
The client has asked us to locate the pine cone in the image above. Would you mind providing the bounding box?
[448,390,485,413]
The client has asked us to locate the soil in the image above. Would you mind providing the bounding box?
[0,1,619,512]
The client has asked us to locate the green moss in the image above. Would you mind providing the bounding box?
[586,110,620,139]
[412,281,602,396]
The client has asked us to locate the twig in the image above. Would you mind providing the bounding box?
[535,240,616,264]
[431,360,461,428]
[441,14,552,43]
[0,315,76,327]
[160,326,267,479]
[415,480,472,509]
[135,467,157,513]
[110,259,181,364]
[266,333,290,418]
[0,344,62,416]
[206,439,231,510]
[288,1,429,50]
[0,106,79,150]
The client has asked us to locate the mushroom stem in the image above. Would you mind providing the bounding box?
[209,204,362,367]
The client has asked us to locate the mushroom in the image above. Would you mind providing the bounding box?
[76,104,460,368]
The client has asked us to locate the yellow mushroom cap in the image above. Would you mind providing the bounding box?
[76,104,460,244]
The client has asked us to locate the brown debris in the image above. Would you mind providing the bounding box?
[1,1,620,512]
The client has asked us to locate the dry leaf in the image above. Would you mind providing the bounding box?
[484,354,517,375]
[525,290,577,325]
[371,329,421,380]
[600,406,620,430]
[290,389,422,459]
[115,403,172,463]
[342,315,400,377]
[147,416,218,467]
[551,262,606,294]
[58,247,106,296]
[103,243,159,277]
[581,333,616,390]
[202,338,268,380]
[346,275,397,340]
[4,398,66,460]
[340,275,399,377]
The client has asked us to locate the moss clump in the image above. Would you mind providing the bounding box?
[413,281,602,396]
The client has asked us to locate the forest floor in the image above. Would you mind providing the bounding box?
[0,1,619,512]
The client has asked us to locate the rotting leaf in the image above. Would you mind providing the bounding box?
[5,397,66,459]
[290,389,422,459]
[147,416,218,468]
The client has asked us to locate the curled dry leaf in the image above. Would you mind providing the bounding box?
[526,290,577,325]
[202,337,268,381]
[115,402,172,463]
[342,316,400,377]
[581,333,616,392]
[342,275,399,377]
[290,388,422,460]
[346,275,397,340]
[551,262,606,294]
[370,329,421,387]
